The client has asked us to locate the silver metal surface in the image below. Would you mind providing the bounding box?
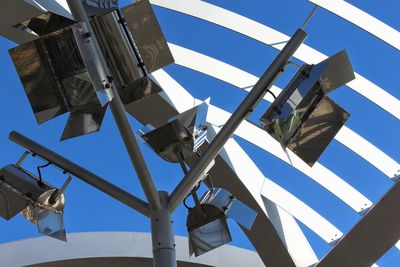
[200,188,257,230]
[71,22,113,105]
[187,203,232,257]
[31,189,67,241]
[9,131,151,217]
[122,0,174,73]
[60,106,108,140]
[259,49,353,166]
[0,164,51,220]
[318,50,355,92]
[142,119,193,163]
[168,29,307,212]
[9,40,68,124]
[287,96,349,166]
[91,10,144,90]
[142,102,209,163]
[151,192,177,267]
[119,76,162,107]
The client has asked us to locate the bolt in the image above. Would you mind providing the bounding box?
[83,32,91,38]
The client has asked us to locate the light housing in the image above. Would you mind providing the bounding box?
[186,187,257,257]
[0,164,66,241]
[141,100,209,163]
[259,50,355,166]
[9,0,174,140]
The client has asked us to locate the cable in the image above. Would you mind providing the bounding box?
[36,162,51,186]
[267,90,277,100]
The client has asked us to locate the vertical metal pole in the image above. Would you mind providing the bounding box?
[151,191,177,267]
[65,0,161,211]
[168,29,307,211]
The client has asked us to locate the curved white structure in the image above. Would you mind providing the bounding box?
[150,0,400,120]
[0,232,263,267]
[309,0,400,50]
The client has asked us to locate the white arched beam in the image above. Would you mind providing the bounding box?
[150,0,400,120]
[309,0,400,51]
[167,43,400,180]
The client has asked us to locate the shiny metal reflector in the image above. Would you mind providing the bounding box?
[201,188,257,230]
[187,204,232,257]
[259,50,354,166]
[122,0,174,73]
[141,101,209,162]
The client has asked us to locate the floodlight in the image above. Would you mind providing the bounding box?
[0,164,67,241]
[186,187,257,257]
[9,0,174,140]
[141,100,209,162]
[259,50,355,166]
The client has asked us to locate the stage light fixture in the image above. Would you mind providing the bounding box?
[259,50,355,166]
[141,100,210,163]
[186,187,257,257]
[0,164,68,241]
[8,0,174,140]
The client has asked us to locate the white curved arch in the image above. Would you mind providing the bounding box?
[309,0,400,51]
[167,43,400,179]
[152,69,372,213]
[0,232,263,267]
[261,178,343,245]
[150,0,400,120]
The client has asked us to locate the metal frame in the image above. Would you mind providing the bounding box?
[1,0,398,265]
[4,1,307,265]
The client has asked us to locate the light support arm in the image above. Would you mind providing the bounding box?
[65,0,161,211]
[168,29,307,211]
[9,131,151,217]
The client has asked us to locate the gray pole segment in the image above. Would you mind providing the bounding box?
[65,0,161,211]
[151,191,177,267]
[168,29,307,211]
[9,131,151,217]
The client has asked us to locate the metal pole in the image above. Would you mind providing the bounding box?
[65,0,161,211]
[9,131,151,217]
[168,29,307,211]
[151,191,176,267]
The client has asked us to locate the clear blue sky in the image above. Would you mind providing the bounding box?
[0,0,399,265]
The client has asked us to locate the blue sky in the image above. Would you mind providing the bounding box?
[0,0,399,265]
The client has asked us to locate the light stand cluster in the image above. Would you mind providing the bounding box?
[3,1,395,267]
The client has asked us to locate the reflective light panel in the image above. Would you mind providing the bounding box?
[260,50,354,166]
